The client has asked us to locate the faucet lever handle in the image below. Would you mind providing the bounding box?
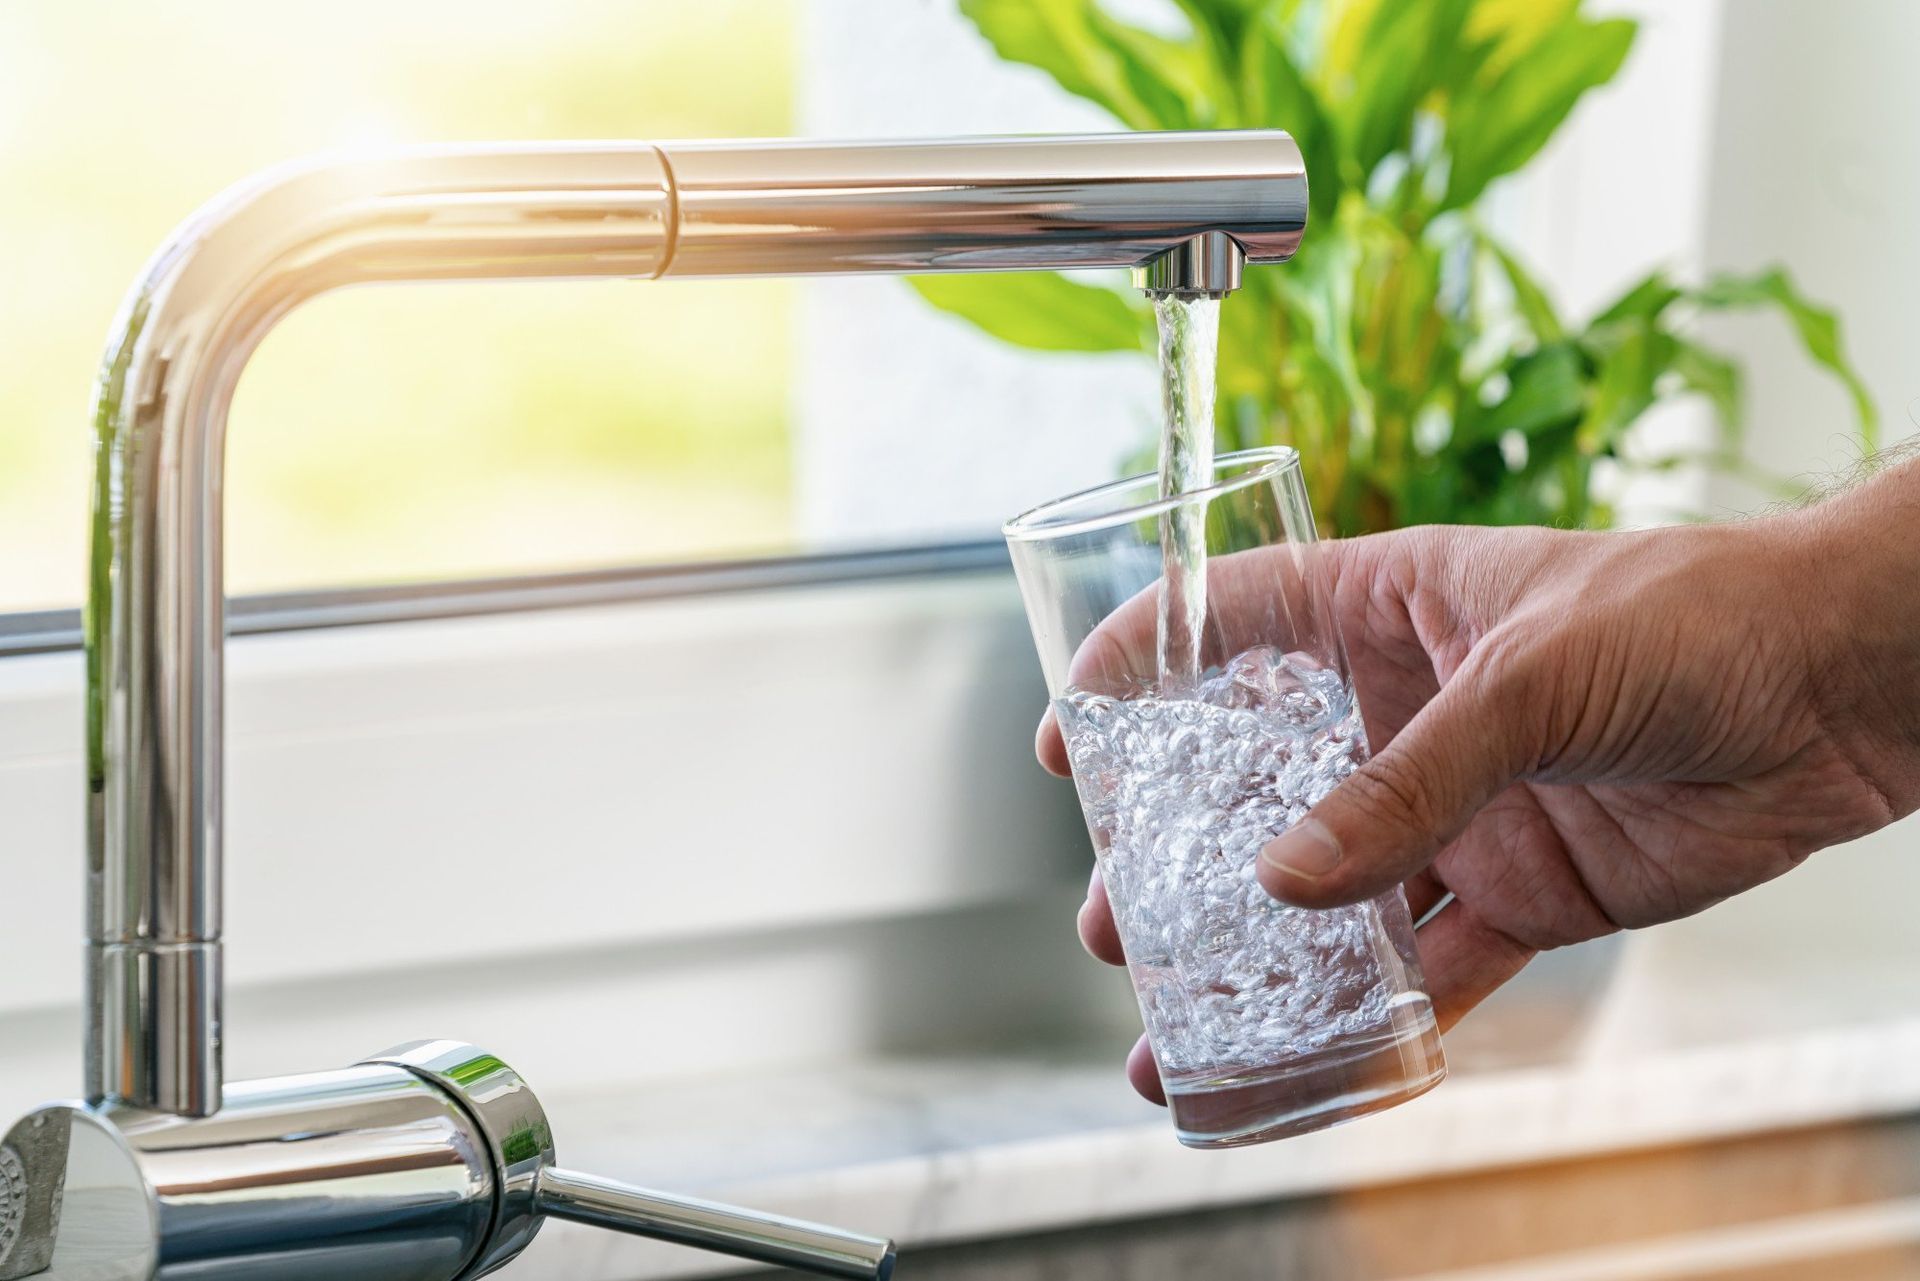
[533,1165,895,1280]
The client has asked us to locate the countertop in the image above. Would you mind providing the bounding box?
[520,905,1920,1280]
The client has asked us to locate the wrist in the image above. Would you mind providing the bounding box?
[1789,457,1920,811]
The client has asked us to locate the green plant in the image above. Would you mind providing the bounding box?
[911,0,1876,533]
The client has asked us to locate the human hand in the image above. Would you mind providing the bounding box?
[1041,465,1920,1104]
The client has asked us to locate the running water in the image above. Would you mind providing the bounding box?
[1152,294,1220,689]
[1058,293,1440,1144]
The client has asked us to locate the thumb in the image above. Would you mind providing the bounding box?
[1257,667,1529,909]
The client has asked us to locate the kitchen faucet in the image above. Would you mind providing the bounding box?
[0,132,1307,1280]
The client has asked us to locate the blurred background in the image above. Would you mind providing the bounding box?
[4,2,1920,1279]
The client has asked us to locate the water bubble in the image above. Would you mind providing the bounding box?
[1053,659,1396,1076]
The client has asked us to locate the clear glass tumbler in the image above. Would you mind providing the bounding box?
[1004,447,1445,1148]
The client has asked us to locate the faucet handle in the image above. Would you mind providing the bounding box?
[533,1165,894,1280]
[368,1041,894,1280]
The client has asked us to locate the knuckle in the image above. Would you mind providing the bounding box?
[1463,620,1542,694]
[1457,623,1556,759]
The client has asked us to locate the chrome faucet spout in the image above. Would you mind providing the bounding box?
[84,131,1306,1121]
[15,129,1309,1281]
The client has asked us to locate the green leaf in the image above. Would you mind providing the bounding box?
[1320,0,1381,84]
[1325,0,1477,180]
[1671,339,1742,434]
[1588,270,1681,331]
[1470,342,1584,444]
[1169,0,1272,81]
[1171,0,1272,26]
[1090,9,1226,126]
[957,0,1213,130]
[1463,0,1581,81]
[1480,233,1563,342]
[906,273,1150,353]
[1240,8,1344,225]
[1216,271,1278,405]
[1690,265,1878,447]
[1580,322,1676,450]
[1442,16,1635,210]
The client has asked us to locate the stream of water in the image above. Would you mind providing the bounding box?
[1152,294,1221,690]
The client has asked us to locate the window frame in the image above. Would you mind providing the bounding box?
[0,539,1011,659]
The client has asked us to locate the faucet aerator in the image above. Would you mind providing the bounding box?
[1134,230,1248,300]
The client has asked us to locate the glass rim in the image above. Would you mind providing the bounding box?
[1002,446,1301,542]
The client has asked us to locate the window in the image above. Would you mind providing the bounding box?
[0,2,800,611]
[0,1,1177,617]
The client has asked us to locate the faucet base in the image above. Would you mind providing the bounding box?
[3,1058,498,1281]
[1,1041,891,1281]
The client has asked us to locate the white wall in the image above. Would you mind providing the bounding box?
[1699,0,1920,496]
[793,2,1159,548]
[1640,0,1920,997]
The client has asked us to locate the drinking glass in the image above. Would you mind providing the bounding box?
[1004,447,1445,1147]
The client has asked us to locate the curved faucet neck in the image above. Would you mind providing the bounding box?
[86,145,677,1115]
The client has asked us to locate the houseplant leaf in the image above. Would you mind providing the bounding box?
[930,0,1876,539]
[1579,321,1677,450]
[1463,0,1582,82]
[1240,8,1344,224]
[1588,269,1681,330]
[1469,341,1584,445]
[1479,232,1564,343]
[1323,0,1477,182]
[907,273,1150,353]
[957,0,1211,129]
[1088,8,1229,127]
[1442,16,1635,210]
[1690,265,1878,445]
[1671,338,1742,434]
[1169,0,1273,95]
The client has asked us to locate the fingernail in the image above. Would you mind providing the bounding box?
[1074,901,1099,958]
[1261,818,1341,881]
